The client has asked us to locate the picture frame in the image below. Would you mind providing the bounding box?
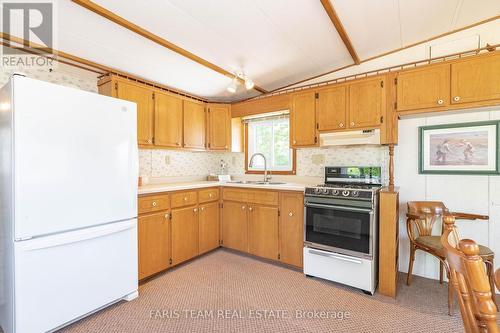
[418,120,500,175]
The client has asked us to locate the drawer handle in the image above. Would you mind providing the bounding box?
[437,99,444,105]
[193,208,198,213]
[241,205,246,210]
[249,207,253,212]
[201,207,205,211]
[184,197,188,201]
[350,122,355,126]
[293,140,297,144]
[209,193,213,198]
[164,213,169,220]
[288,212,293,217]
[147,139,152,144]
[152,201,157,207]
[339,123,344,128]
[453,96,460,102]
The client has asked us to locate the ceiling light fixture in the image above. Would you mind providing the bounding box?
[244,77,254,90]
[226,77,238,93]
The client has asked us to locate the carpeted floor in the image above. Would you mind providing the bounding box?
[59,249,472,333]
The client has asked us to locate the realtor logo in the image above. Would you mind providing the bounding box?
[1,1,56,68]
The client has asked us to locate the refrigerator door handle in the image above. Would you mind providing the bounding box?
[20,220,136,251]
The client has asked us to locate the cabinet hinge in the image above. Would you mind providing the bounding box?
[278,209,281,217]
[314,137,318,144]
[208,108,210,113]
[114,82,118,91]
[394,102,397,110]
[380,116,384,124]
[278,253,281,260]
[170,212,173,220]
[315,92,319,99]
[208,142,211,148]
[316,123,319,130]
[169,258,172,265]
[152,92,155,100]
[380,81,384,88]
[220,239,224,245]
[394,77,398,85]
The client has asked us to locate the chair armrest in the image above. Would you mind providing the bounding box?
[449,212,489,220]
[406,213,432,220]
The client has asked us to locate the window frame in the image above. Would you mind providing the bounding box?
[244,119,296,175]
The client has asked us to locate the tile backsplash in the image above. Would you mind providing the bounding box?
[3,60,389,183]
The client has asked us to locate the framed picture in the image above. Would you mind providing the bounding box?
[419,120,500,175]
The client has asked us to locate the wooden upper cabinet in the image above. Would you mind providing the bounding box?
[348,76,386,129]
[279,192,304,268]
[183,100,206,150]
[291,91,317,147]
[115,80,154,145]
[207,104,231,150]
[154,92,183,148]
[248,205,279,261]
[396,64,450,111]
[222,201,248,252]
[451,53,500,105]
[316,86,347,131]
[138,212,170,280]
[171,206,199,266]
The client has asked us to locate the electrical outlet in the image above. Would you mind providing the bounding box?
[164,155,170,165]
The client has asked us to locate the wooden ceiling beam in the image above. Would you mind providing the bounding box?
[71,0,267,94]
[320,0,360,65]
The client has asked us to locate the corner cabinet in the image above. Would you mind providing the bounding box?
[348,76,386,129]
[207,104,231,151]
[222,201,249,252]
[248,205,279,261]
[291,91,317,147]
[183,100,206,150]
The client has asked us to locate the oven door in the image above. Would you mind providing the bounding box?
[304,198,374,259]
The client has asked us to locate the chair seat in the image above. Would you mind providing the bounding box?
[415,235,494,257]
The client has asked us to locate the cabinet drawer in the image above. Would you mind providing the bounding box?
[171,191,197,208]
[199,188,219,203]
[247,190,278,206]
[222,188,247,202]
[138,194,170,214]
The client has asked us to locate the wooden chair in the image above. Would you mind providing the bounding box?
[406,201,493,315]
[441,215,499,333]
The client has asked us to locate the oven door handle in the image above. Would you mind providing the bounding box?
[305,203,373,213]
[308,249,363,264]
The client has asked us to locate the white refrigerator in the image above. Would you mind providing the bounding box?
[0,74,139,333]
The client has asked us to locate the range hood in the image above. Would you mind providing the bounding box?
[319,129,380,147]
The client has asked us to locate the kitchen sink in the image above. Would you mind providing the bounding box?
[228,180,286,185]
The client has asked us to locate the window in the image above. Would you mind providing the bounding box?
[245,114,295,174]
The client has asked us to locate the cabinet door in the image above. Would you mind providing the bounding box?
[154,92,183,147]
[396,64,450,111]
[222,201,248,252]
[207,104,231,150]
[279,193,304,268]
[138,212,170,280]
[199,202,220,254]
[248,205,279,261]
[171,206,199,265]
[348,77,385,129]
[291,91,317,147]
[451,53,500,104]
[116,80,154,145]
[183,100,206,149]
[317,86,347,131]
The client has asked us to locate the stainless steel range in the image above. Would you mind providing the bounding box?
[303,166,382,295]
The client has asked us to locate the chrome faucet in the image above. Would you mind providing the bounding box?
[249,153,270,182]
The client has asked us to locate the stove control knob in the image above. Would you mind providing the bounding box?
[332,189,339,195]
[342,190,350,197]
[314,188,322,194]
[322,188,329,194]
[352,191,359,197]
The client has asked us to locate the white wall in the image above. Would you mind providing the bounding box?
[395,108,500,280]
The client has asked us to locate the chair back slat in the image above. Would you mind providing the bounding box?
[441,215,499,333]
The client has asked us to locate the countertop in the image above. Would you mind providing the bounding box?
[138,180,308,195]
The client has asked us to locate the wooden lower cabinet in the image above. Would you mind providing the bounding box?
[199,201,220,254]
[138,212,170,280]
[248,205,279,260]
[279,192,304,268]
[171,206,199,265]
[222,201,248,252]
